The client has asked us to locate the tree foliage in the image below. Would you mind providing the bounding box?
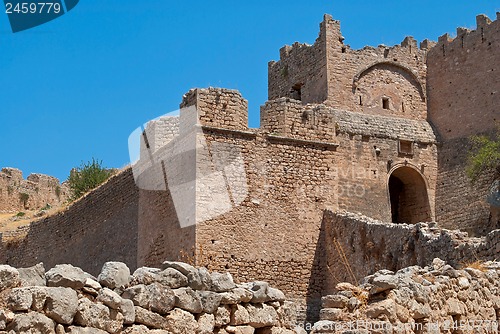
[68,158,115,201]
[466,131,500,183]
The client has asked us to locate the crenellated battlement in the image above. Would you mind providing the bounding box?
[432,13,499,58]
[269,14,429,120]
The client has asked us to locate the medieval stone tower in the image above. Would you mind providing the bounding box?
[1,13,498,323]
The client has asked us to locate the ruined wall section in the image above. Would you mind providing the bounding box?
[140,116,180,161]
[323,15,428,119]
[0,168,139,276]
[194,129,335,322]
[180,88,248,131]
[427,14,500,233]
[322,211,500,295]
[136,158,196,269]
[0,168,69,213]
[268,18,328,105]
[260,98,337,142]
[314,260,500,334]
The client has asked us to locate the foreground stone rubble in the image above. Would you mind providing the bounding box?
[312,258,500,334]
[0,261,300,334]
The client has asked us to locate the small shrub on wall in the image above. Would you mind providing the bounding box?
[466,130,500,183]
[68,158,116,201]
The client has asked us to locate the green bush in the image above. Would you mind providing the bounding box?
[466,131,500,183]
[68,158,115,201]
[16,212,25,217]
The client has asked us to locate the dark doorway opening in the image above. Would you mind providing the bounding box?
[389,176,404,224]
[388,166,431,224]
[291,83,303,101]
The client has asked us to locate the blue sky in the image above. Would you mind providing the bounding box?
[1,1,498,181]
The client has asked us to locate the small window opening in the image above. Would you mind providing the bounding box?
[401,102,405,112]
[359,95,363,106]
[382,97,390,110]
[341,46,346,53]
[398,140,414,155]
[291,83,303,101]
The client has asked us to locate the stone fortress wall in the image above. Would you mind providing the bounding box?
[0,167,70,213]
[427,14,500,233]
[0,12,498,325]
[0,168,139,274]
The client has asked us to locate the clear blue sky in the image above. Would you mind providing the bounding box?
[1,1,498,181]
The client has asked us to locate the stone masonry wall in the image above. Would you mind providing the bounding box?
[427,13,500,142]
[427,13,500,233]
[260,97,438,223]
[0,261,301,334]
[323,15,428,120]
[0,168,139,276]
[140,116,180,161]
[268,18,328,105]
[311,259,500,334]
[269,15,429,120]
[322,210,500,296]
[0,168,69,213]
[180,88,248,131]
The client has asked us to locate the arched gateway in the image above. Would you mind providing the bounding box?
[388,165,431,224]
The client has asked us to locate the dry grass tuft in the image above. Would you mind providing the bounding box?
[461,260,488,272]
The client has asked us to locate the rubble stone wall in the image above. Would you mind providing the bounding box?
[322,210,500,296]
[0,261,301,334]
[0,168,69,213]
[311,259,500,334]
[0,169,139,276]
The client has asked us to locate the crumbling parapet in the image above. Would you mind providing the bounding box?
[0,168,69,213]
[260,98,337,142]
[180,87,248,131]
